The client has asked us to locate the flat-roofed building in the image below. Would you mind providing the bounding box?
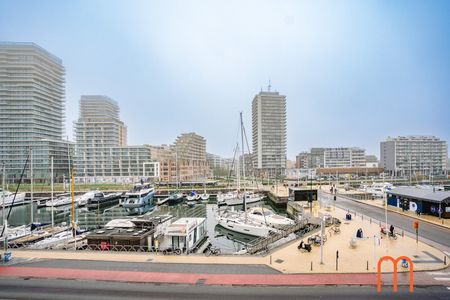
[74,96,157,181]
[380,136,448,177]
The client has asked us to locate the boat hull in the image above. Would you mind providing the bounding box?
[216,215,273,237]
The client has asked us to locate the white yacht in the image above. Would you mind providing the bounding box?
[45,193,73,207]
[217,191,238,204]
[0,225,31,242]
[218,191,264,206]
[0,189,26,207]
[216,210,276,237]
[28,230,76,249]
[122,183,156,208]
[200,193,210,201]
[246,207,295,229]
[367,182,394,198]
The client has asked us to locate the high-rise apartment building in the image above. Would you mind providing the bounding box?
[380,136,448,177]
[0,42,72,181]
[252,88,287,177]
[74,96,155,179]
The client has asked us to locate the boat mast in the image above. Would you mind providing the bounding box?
[71,167,76,237]
[30,147,33,224]
[240,112,247,221]
[240,112,245,191]
[51,156,54,228]
[2,163,5,230]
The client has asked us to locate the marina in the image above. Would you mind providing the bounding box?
[2,192,300,254]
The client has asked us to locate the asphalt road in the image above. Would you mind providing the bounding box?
[0,278,448,300]
[333,194,450,249]
[11,259,279,274]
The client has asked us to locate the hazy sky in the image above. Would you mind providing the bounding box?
[1,0,449,159]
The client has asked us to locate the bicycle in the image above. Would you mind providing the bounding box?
[163,247,182,255]
[307,235,327,246]
[388,231,398,240]
[328,225,341,235]
[205,245,221,256]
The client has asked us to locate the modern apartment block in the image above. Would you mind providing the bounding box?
[380,136,448,177]
[74,96,157,181]
[252,88,287,177]
[174,133,209,181]
[0,42,72,181]
[152,133,209,182]
[296,147,366,169]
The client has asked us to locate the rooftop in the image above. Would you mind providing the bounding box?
[389,186,450,203]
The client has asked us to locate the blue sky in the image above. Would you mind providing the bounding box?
[1,0,449,159]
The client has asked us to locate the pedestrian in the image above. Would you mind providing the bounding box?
[389,224,394,235]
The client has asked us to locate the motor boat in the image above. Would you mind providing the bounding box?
[167,192,184,206]
[186,190,200,201]
[122,183,156,208]
[200,193,210,201]
[86,192,121,209]
[246,207,295,229]
[77,191,98,207]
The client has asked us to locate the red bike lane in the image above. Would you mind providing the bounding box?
[0,266,378,286]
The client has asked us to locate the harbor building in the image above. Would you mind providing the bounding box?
[387,186,450,219]
[252,87,287,178]
[74,96,158,182]
[0,42,72,181]
[380,136,448,177]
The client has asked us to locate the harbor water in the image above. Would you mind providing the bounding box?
[1,198,283,253]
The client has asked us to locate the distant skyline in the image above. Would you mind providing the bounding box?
[1,0,449,159]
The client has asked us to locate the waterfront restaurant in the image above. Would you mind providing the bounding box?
[387,187,450,219]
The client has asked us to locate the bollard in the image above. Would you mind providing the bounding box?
[311,261,313,271]
[270,255,272,265]
[336,250,339,271]
[367,261,369,271]
[370,218,372,224]
[445,256,447,265]
[402,230,404,237]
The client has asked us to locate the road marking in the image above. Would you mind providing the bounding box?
[447,287,450,290]
[427,272,450,276]
[434,277,450,281]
